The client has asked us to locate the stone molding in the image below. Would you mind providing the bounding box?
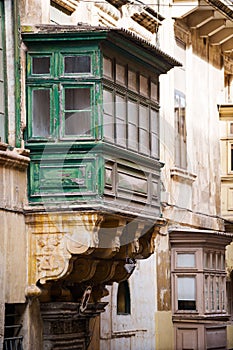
[0,146,30,170]
[25,211,161,300]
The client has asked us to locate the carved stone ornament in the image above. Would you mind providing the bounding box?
[26,212,104,290]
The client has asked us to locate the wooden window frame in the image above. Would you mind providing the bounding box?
[174,90,187,169]
[26,50,98,142]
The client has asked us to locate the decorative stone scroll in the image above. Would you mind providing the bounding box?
[26,212,104,293]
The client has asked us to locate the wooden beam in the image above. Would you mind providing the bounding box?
[199,19,226,37]
[221,38,233,52]
[210,28,233,45]
[187,10,214,28]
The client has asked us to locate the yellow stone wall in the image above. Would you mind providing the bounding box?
[155,311,174,350]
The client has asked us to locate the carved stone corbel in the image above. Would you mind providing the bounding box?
[26,212,104,295]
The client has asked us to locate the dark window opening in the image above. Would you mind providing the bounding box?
[32,57,50,75]
[178,300,196,310]
[117,280,131,315]
[64,55,91,74]
[231,145,233,171]
[3,304,24,350]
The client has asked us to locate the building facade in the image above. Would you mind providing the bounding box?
[1,0,233,349]
[0,0,177,349]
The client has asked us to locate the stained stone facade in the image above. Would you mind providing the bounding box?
[1,0,233,349]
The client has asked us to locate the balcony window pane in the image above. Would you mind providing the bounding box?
[128,100,137,124]
[205,275,209,311]
[116,63,125,84]
[128,100,138,150]
[64,88,91,136]
[128,70,137,91]
[32,57,50,74]
[178,277,196,310]
[116,95,126,147]
[65,111,91,136]
[103,89,114,141]
[64,56,91,73]
[65,88,90,111]
[139,105,149,154]
[140,75,148,97]
[103,57,112,79]
[139,105,149,129]
[151,81,158,101]
[32,89,50,137]
[128,124,137,150]
[177,253,195,268]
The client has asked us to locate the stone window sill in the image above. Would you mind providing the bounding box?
[170,167,197,184]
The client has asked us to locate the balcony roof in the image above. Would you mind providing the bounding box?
[173,0,233,53]
[22,24,181,73]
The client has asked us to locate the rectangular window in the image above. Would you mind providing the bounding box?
[64,55,91,74]
[116,63,125,85]
[116,94,126,147]
[128,70,137,92]
[103,57,113,79]
[32,56,51,75]
[177,253,195,268]
[175,90,187,169]
[128,100,138,151]
[177,276,196,310]
[231,144,233,172]
[32,88,51,138]
[63,87,91,137]
[139,104,149,154]
[151,109,159,158]
[103,89,114,142]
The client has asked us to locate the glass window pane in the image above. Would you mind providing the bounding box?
[178,277,195,300]
[128,100,137,124]
[128,124,137,150]
[32,57,50,74]
[177,253,195,268]
[65,88,90,111]
[103,89,114,142]
[103,57,112,79]
[64,88,91,136]
[116,95,126,120]
[151,81,158,101]
[128,70,137,91]
[151,133,159,158]
[65,111,91,136]
[32,89,50,137]
[116,95,126,147]
[116,118,126,147]
[104,114,114,142]
[178,277,196,310]
[103,89,113,116]
[230,122,233,135]
[116,63,125,84]
[139,105,149,129]
[151,109,159,134]
[64,56,91,73]
[139,129,149,154]
[140,75,148,97]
